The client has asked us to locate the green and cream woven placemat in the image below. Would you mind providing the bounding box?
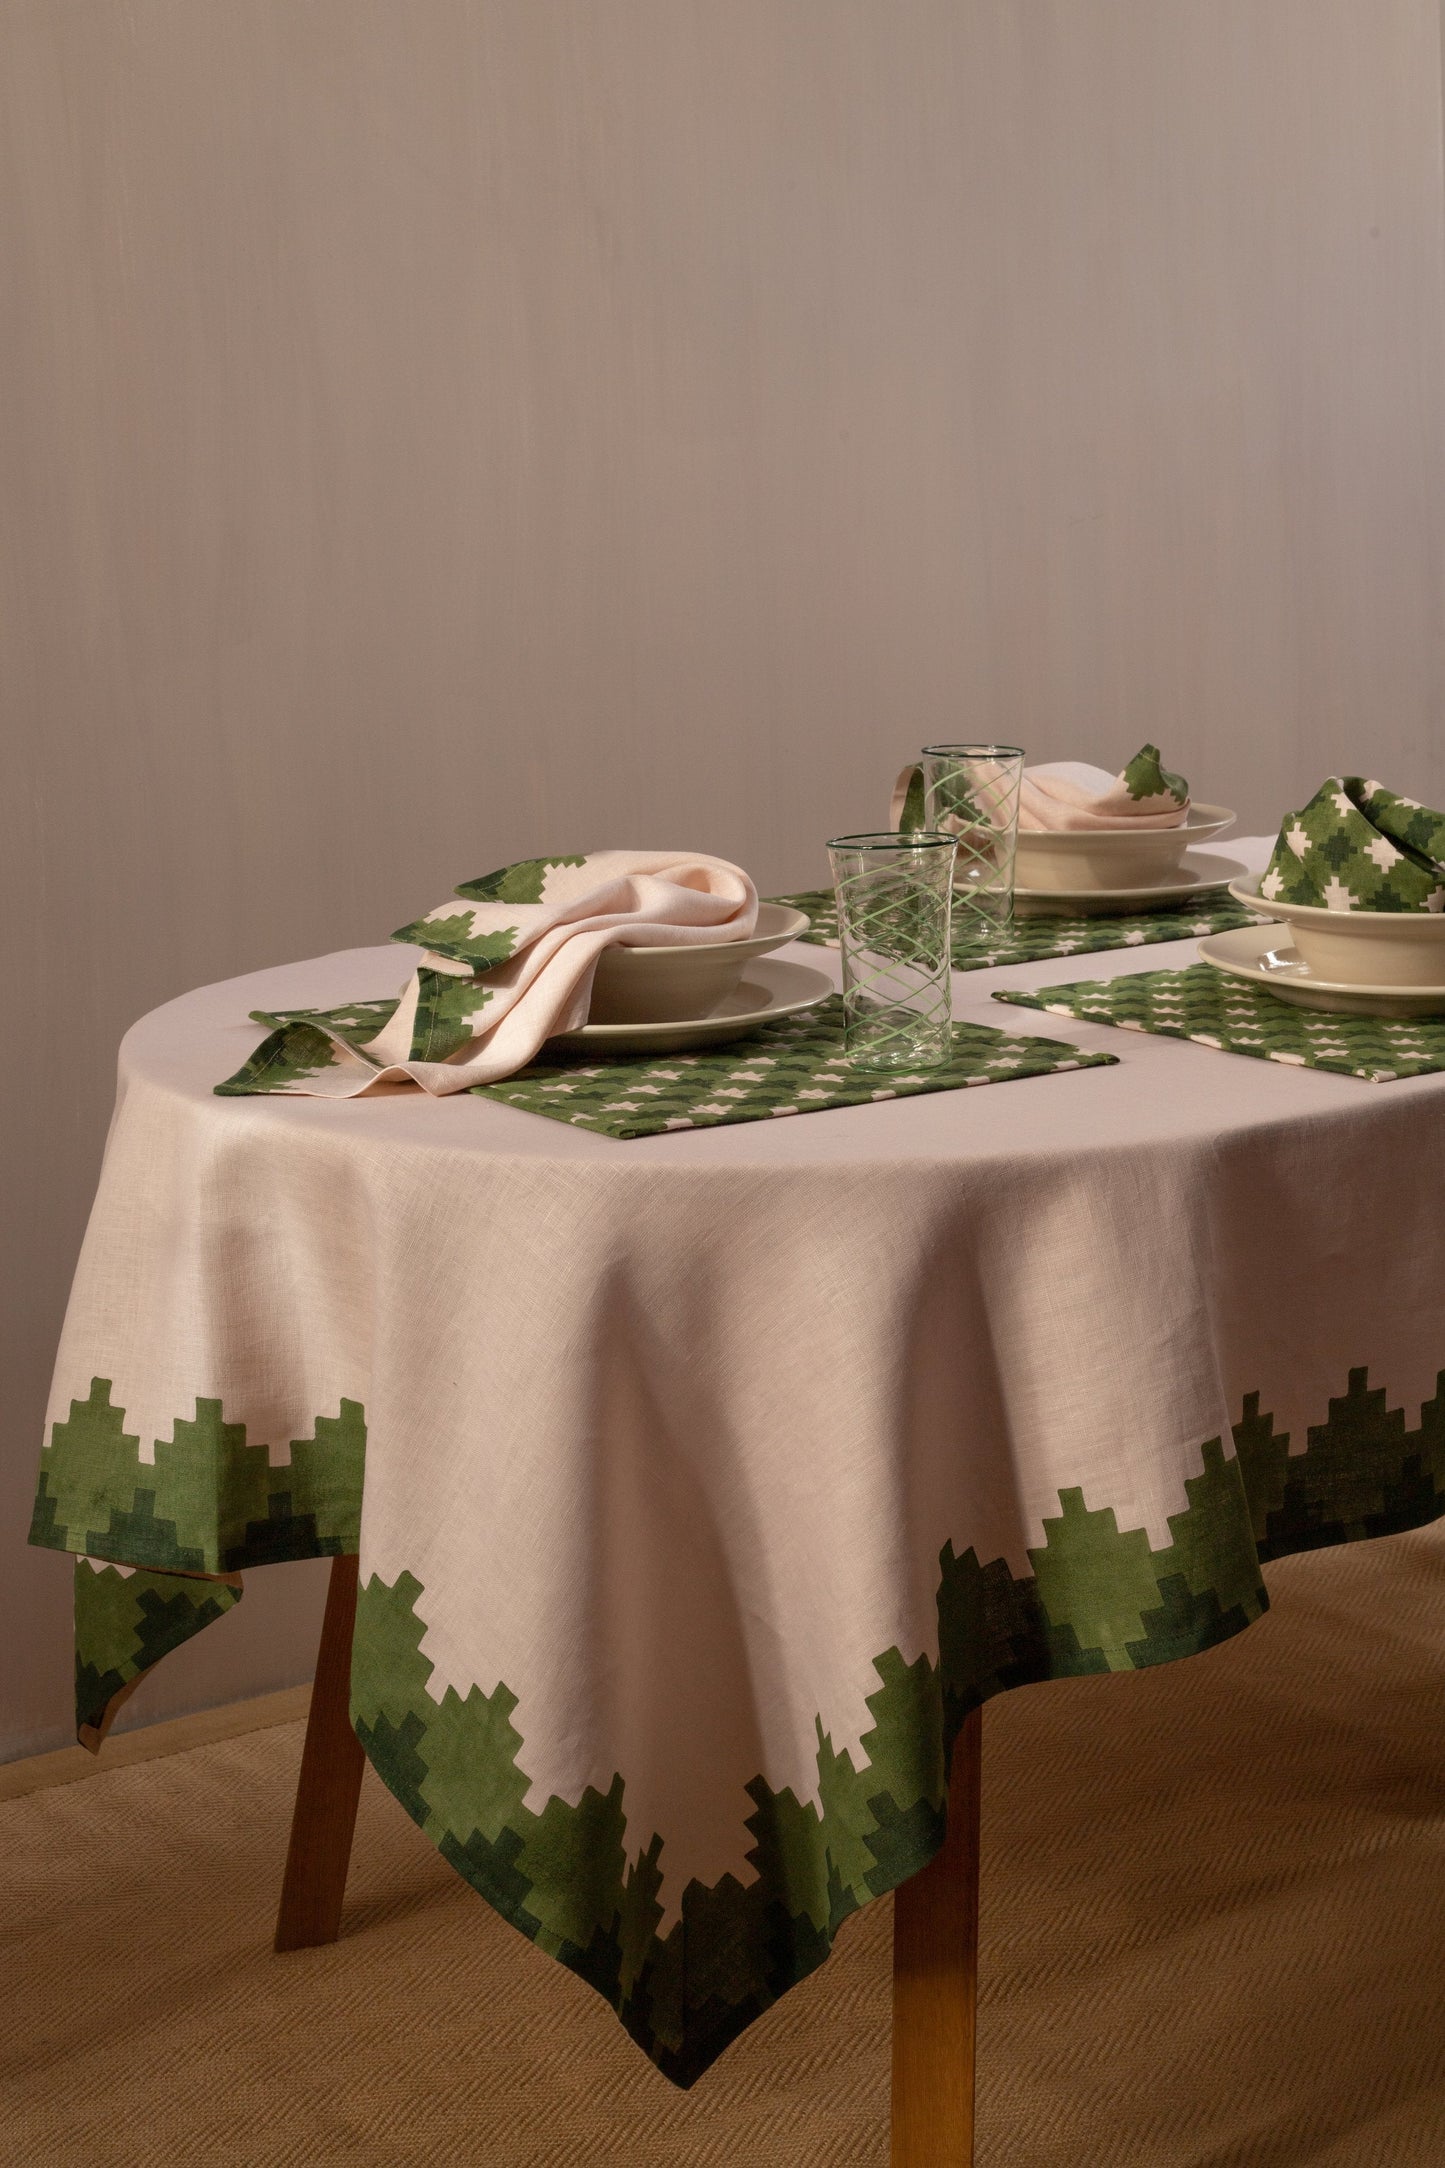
[993,963,1445,1083]
[473,994,1116,1137]
[771,888,1255,972]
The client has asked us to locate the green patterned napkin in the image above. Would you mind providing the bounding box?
[1261,778,1445,912]
[1119,743,1191,809]
[994,964,1445,1082]
[772,888,1255,972]
[472,995,1116,1137]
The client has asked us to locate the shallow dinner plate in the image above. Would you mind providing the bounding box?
[588,900,810,1023]
[1199,923,1445,1016]
[550,957,834,1054]
[1014,853,1251,917]
[1014,803,1235,893]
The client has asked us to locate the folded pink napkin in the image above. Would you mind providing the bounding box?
[1017,746,1190,831]
[891,744,1190,834]
[222,850,758,1098]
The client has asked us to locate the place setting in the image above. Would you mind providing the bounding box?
[779,740,1259,966]
[1000,743,1242,915]
[996,774,1445,1081]
[1205,777,1445,1017]
[216,828,1120,1137]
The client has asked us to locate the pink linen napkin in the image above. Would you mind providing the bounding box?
[228,850,758,1098]
[1017,746,1190,831]
[891,744,1190,834]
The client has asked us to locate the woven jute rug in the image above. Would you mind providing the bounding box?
[6,1528,1445,2166]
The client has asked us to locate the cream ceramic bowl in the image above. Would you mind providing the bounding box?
[1015,804,1236,893]
[587,901,811,1024]
[1228,874,1445,988]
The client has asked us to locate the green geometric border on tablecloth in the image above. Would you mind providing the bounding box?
[771,887,1256,972]
[472,995,1116,1137]
[352,1362,1445,2083]
[71,1561,243,1742]
[29,1381,364,1575]
[993,962,1445,1082]
[33,1360,1445,2083]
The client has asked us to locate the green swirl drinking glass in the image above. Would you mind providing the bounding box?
[919,743,1025,932]
[826,831,957,1067]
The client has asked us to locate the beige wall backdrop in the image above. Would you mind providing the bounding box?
[5,0,1445,1757]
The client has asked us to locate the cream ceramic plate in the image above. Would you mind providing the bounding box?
[1014,853,1251,917]
[588,901,810,1023]
[1228,874,1445,988]
[1014,803,1235,893]
[551,957,834,1054]
[1199,923,1445,1016]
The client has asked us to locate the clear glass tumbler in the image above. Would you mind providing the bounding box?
[919,744,1025,932]
[826,831,956,1066]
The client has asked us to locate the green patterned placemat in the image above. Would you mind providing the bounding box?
[474,994,1116,1137]
[771,888,1255,972]
[993,963,1445,1083]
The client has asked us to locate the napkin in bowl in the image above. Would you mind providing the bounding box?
[892,744,1189,832]
[218,850,759,1097]
[1260,778,1445,912]
[1017,744,1190,830]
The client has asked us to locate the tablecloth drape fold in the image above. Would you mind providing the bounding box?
[33,1358,1445,2081]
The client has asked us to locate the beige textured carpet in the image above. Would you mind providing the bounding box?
[6,1530,1445,2166]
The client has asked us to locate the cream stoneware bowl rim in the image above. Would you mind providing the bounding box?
[588,902,811,1023]
[1015,802,1236,851]
[1200,922,1445,1011]
[1228,872,1445,933]
[1013,852,1250,910]
[556,957,833,1049]
[1204,921,1445,998]
[595,898,809,965]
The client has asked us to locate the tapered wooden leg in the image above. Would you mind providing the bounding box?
[891,1704,983,2167]
[274,1553,366,1953]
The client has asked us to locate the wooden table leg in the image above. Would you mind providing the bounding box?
[274,1552,366,1953]
[890,1703,983,2167]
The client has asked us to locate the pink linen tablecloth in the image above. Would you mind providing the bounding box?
[30,838,1445,2083]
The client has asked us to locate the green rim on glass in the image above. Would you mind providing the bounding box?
[827,831,958,1069]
